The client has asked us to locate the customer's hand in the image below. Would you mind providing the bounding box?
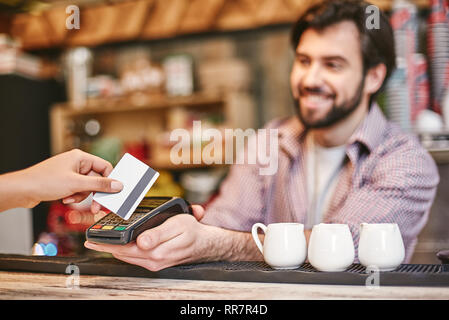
[18,149,122,212]
[84,205,211,271]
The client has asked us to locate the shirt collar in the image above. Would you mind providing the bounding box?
[278,103,388,159]
[347,103,387,154]
[277,116,305,160]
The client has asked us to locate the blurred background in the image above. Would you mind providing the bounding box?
[0,0,448,263]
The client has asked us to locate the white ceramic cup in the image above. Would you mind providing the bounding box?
[308,223,355,272]
[358,223,405,271]
[251,222,307,269]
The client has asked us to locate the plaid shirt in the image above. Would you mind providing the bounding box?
[201,104,440,263]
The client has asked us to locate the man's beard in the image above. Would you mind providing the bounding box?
[293,76,365,129]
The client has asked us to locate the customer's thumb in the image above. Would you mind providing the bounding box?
[78,176,123,193]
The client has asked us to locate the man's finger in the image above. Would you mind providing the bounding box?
[191,204,205,221]
[84,241,147,258]
[136,215,186,250]
[112,254,153,270]
[111,254,173,272]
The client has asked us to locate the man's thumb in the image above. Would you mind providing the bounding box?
[191,204,205,221]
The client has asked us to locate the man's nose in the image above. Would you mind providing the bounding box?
[302,63,323,88]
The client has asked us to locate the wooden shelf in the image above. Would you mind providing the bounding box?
[49,90,256,166]
[55,92,226,117]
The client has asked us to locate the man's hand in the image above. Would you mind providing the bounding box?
[84,205,212,271]
[85,204,263,271]
[0,149,123,213]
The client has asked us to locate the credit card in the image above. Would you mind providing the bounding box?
[93,153,159,220]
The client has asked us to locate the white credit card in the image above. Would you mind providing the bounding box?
[93,153,159,220]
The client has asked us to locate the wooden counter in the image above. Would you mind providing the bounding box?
[1,271,449,300]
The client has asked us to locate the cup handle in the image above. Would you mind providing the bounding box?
[251,223,267,254]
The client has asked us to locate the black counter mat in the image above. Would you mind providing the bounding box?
[0,254,448,287]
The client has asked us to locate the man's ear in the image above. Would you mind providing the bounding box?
[364,63,387,95]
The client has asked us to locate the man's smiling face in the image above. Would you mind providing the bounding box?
[290,20,368,129]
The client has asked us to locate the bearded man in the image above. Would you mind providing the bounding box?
[86,0,439,269]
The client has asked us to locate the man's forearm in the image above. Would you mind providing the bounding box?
[199,225,264,262]
[198,225,312,263]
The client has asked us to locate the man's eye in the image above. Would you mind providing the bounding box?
[298,59,309,66]
[326,62,342,70]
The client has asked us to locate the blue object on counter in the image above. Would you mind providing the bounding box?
[43,243,58,256]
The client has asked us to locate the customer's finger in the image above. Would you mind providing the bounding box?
[90,200,102,214]
[78,153,114,177]
[62,191,91,204]
[75,175,123,194]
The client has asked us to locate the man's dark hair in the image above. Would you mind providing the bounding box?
[291,0,396,102]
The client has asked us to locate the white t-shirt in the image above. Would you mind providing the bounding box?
[305,133,347,229]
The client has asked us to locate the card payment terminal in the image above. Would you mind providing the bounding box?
[86,196,192,245]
